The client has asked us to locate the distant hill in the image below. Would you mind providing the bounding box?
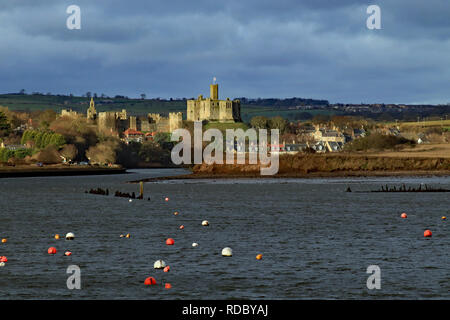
[237,97,329,107]
[0,93,339,122]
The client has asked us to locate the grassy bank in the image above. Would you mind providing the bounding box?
[189,153,450,175]
[135,152,450,182]
[0,164,126,178]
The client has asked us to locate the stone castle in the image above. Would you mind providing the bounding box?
[187,83,241,122]
[85,97,182,134]
[60,82,240,137]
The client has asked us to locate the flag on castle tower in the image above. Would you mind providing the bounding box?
[213,77,216,84]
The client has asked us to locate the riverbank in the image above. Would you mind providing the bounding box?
[133,153,450,182]
[0,164,127,178]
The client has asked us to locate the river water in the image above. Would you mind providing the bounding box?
[0,169,448,299]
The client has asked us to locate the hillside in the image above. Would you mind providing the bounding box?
[0,93,343,122]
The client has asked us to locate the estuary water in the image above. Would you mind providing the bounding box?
[0,169,449,299]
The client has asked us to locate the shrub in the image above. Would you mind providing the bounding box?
[344,133,415,151]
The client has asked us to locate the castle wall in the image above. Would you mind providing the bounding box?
[98,112,118,132]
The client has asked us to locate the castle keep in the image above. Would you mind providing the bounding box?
[187,83,241,123]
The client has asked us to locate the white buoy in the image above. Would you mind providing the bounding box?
[65,232,75,240]
[202,220,209,226]
[153,259,166,269]
[221,247,232,257]
[192,242,198,247]
[0,262,5,267]
[129,199,133,202]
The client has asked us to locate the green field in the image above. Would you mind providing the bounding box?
[0,93,341,122]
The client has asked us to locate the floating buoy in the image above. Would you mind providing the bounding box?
[165,197,169,202]
[424,230,432,238]
[120,234,124,238]
[179,225,184,230]
[1,238,7,243]
[48,247,57,255]
[222,247,232,257]
[165,283,172,289]
[0,262,5,267]
[202,220,209,226]
[192,242,198,247]
[174,211,179,216]
[401,213,407,219]
[166,238,175,245]
[442,216,447,220]
[129,199,132,202]
[125,233,130,238]
[64,251,72,256]
[54,234,60,240]
[65,233,75,240]
[163,266,170,273]
[144,277,157,285]
[256,254,263,260]
[154,260,166,269]
[0,256,7,262]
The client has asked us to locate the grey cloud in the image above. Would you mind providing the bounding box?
[0,0,448,104]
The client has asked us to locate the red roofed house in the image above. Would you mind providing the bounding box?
[123,128,144,143]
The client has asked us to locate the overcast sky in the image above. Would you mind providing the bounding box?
[0,0,449,104]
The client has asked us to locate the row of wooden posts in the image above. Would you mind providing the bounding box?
[86,181,151,200]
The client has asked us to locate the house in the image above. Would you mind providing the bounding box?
[123,129,144,143]
[326,141,344,152]
[308,141,327,153]
[268,144,285,153]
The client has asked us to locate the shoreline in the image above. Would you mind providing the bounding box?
[132,170,450,183]
[0,165,127,178]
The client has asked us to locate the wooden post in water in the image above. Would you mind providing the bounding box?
[139,181,144,199]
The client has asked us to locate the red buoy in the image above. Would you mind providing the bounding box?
[165,283,172,289]
[0,256,7,262]
[144,277,157,285]
[401,213,407,219]
[424,230,432,238]
[163,266,170,273]
[179,225,184,230]
[64,251,72,256]
[165,197,169,202]
[48,247,57,255]
[166,238,174,245]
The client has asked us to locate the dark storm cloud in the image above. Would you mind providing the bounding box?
[0,0,448,104]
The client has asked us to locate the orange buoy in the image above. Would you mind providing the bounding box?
[401,213,407,219]
[125,233,130,238]
[163,266,170,273]
[64,251,72,256]
[165,283,172,289]
[54,234,60,240]
[1,238,7,243]
[165,197,169,202]
[144,277,157,285]
[0,256,7,262]
[442,216,447,220]
[48,247,57,255]
[166,238,175,245]
[424,230,432,238]
[256,254,263,260]
[179,225,184,230]
[174,211,179,216]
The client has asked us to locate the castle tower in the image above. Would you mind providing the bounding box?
[169,112,183,132]
[210,84,218,100]
[87,97,97,120]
